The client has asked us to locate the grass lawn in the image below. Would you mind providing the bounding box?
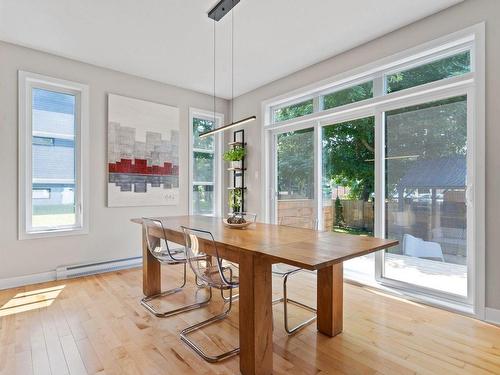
[332,226,373,237]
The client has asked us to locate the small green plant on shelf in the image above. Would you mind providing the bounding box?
[229,188,243,213]
[223,146,246,162]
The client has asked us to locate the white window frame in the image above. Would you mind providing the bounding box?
[188,108,224,217]
[261,23,485,319]
[18,71,90,239]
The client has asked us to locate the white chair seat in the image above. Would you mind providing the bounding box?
[402,233,444,261]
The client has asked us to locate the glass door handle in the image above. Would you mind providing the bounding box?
[466,184,473,207]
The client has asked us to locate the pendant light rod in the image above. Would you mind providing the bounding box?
[208,0,240,21]
[199,116,256,139]
[205,0,256,139]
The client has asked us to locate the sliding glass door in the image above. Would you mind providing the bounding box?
[274,128,316,228]
[382,96,468,298]
[265,32,482,309]
[322,117,375,279]
[270,94,471,302]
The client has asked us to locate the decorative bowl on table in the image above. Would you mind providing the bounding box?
[223,213,253,229]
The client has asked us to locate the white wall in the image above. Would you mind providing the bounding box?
[230,0,500,310]
[0,41,229,281]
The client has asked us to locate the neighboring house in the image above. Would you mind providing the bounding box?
[31,89,76,215]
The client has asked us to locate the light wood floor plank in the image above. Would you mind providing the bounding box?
[41,307,70,375]
[59,334,88,375]
[0,267,499,375]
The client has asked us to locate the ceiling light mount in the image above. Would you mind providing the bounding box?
[208,0,240,21]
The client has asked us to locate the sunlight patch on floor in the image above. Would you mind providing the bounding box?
[364,287,427,307]
[0,284,65,317]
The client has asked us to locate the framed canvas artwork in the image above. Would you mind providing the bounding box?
[107,94,180,207]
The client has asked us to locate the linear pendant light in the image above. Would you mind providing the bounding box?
[199,0,256,139]
[199,116,256,138]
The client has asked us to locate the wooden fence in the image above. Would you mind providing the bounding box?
[277,198,373,231]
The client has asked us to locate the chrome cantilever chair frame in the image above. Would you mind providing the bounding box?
[140,218,211,318]
[180,226,240,363]
[271,266,317,334]
[272,216,318,334]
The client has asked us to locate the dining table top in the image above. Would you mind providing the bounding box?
[131,215,398,271]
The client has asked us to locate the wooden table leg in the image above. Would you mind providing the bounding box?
[317,262,343,337]
[142,226,161,297]
[238,253,273,375]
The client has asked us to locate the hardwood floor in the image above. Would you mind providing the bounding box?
[0,266,499,375]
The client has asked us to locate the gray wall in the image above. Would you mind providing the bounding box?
[230,0,499,310]
[0,41,229,280]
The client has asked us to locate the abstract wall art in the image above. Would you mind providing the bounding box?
[107,94,180,207]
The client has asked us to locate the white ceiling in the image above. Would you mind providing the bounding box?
[0,0,463,99]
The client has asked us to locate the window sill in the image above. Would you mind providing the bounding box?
[19,226,89,240]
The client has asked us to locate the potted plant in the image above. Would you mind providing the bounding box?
[223,146,246,169]
[228,188,243,213]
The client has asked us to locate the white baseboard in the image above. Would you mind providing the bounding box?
[485,307,500,325]
[56,256,142,280]
[0,256,143,291]
[0,271,57,290]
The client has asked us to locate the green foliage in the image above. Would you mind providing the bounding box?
[276,54,470,202]
[277,128,314,199]
[323,117,375,201]
[386,51,470,93]
[334,197,345,228]
[229,188,243,212]
[193,117,215,150]
[193,152,214,182]
[323,81,373,110]
[223,146,246,162]
[333,226,373,236]
[195,185,212,212]
[274,99,313,122]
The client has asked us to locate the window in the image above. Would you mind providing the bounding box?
[189,109,223,216]
[268,48,472,126]
[272,99,313,123]
[385,51,471,93]
[264,25,484,310]
[277,128,315,201]
[322,116,375,278]
[383,96,468,296]
[19,72,89,238]
[321,81,373,110]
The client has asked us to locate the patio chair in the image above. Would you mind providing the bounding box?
[402,233,445,261]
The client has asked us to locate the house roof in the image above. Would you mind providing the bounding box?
[398,156,466,189]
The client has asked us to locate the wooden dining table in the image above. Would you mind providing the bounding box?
[132,215,398,375]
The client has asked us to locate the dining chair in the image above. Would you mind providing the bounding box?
[273,216,318,334]
[140,218,211,317]
[180,226,240,363]
[279,215,318,229]
[220,212,258,303]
